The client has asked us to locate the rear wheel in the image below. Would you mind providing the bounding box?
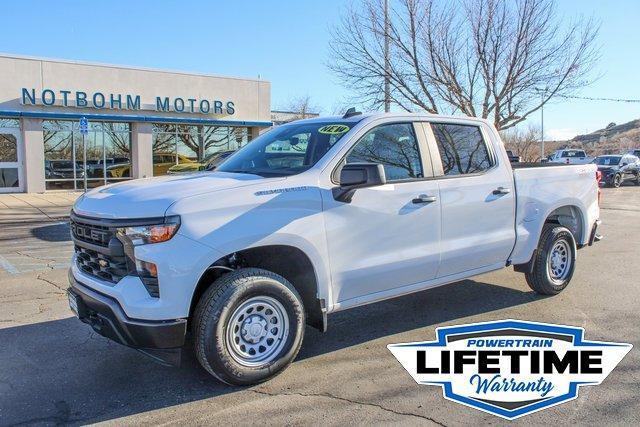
[525,224,576,295]
[193,268,305,385]
[613,173,622,188]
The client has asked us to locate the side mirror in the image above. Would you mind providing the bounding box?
[622,162,628,167]
[332,163,386,203]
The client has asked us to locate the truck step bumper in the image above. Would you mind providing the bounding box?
[68,271,187,366]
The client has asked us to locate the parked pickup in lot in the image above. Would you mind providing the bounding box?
[548,149,593,165]
[67,112,602,385]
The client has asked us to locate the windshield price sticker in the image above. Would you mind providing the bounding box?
[318,124,350,135]
[388,320,631,420]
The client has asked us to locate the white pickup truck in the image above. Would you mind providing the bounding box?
[67,111,601,385]
[547,149,593,165]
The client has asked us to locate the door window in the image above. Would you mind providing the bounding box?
[0,133,19,188]
[431,123,493,176]
[346,123,423,181]
[0,133,17,162]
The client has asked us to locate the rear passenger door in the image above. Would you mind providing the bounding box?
[425,121,515,277]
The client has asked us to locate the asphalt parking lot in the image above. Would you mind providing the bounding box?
[1,187,638,426]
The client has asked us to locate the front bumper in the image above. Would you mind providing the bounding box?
[68,270,187,365]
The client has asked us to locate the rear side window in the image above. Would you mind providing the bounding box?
[431,123,493,176]
[346,123,423,181]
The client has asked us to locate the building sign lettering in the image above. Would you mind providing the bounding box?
[21,88,235,115]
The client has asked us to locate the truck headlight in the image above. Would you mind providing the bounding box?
[116,217,180,246]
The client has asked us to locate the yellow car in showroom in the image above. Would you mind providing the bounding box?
[167,150,235,174]
[107,153,195,177]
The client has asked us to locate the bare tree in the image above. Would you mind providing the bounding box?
[329,0,599,130]
[285,95,320,119]
[501,125,542,162]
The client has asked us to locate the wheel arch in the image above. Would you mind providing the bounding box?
[513,203,585,273]
[189,244,327,332]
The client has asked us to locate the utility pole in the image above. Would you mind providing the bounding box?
[384,0,391,112]
[538,88,547,160]
[541,91,544,160]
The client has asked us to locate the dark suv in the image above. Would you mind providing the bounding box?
[594,154,640,187]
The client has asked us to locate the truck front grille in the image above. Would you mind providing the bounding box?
[75,246,129,284]
[70,218,114,247]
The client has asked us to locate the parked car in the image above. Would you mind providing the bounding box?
[594,154,640,187]
[505,150,522,163]
[86,157,130,178]
[167,150,235,174]
[67,112,601,385]
[107,153,194,177]
[548,149,593,165]
[45,160,84,179]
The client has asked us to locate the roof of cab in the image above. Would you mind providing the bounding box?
[286,111,493,126]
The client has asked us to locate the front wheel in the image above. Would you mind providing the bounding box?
[193,268,305,385]
[525,224,576,295]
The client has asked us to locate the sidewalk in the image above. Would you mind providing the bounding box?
[0,192,81,224]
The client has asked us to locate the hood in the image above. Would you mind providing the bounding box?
[73,172,283,219]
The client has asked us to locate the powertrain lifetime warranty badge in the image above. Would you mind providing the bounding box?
[388,320,632,420]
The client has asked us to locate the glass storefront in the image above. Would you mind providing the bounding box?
[0,118,22,191]
[152,124,250,175]
[43,120,132,190]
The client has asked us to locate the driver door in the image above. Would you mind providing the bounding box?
[323,122,441,304]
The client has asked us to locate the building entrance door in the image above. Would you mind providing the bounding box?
[0,128,23,193]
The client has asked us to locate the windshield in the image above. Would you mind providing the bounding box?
[217,122,351,177]
[595,156,621,166]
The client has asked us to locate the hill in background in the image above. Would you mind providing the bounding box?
[571,118,640,154]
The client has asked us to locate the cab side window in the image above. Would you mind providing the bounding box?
[346,123,423,181]
[431,123,493,176]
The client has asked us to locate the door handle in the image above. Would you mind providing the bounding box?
[412,194,437,204]
[492,186,511,195]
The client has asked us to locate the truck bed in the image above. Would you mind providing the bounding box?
[509,163,599,265]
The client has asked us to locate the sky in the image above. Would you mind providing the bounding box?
[1,0,639,140]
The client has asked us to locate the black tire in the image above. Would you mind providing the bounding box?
[635,173,640,186]
[525,223,576,295]
[612,173,622,188]
[193,268,305,386]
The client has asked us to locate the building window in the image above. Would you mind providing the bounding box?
[0,118,20,129]
[152,124,251,176]
[43,120,132,190]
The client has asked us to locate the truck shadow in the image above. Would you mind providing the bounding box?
[0,279,542,425]
[299,278,542,360]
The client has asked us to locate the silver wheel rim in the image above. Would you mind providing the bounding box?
[548,239,572,284]
[226,296,290,367]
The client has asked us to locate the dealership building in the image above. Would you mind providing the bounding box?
[0,53,272,193]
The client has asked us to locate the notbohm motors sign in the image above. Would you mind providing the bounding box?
[388,320,632,420]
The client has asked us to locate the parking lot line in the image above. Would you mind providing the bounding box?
[0,254,19,274]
